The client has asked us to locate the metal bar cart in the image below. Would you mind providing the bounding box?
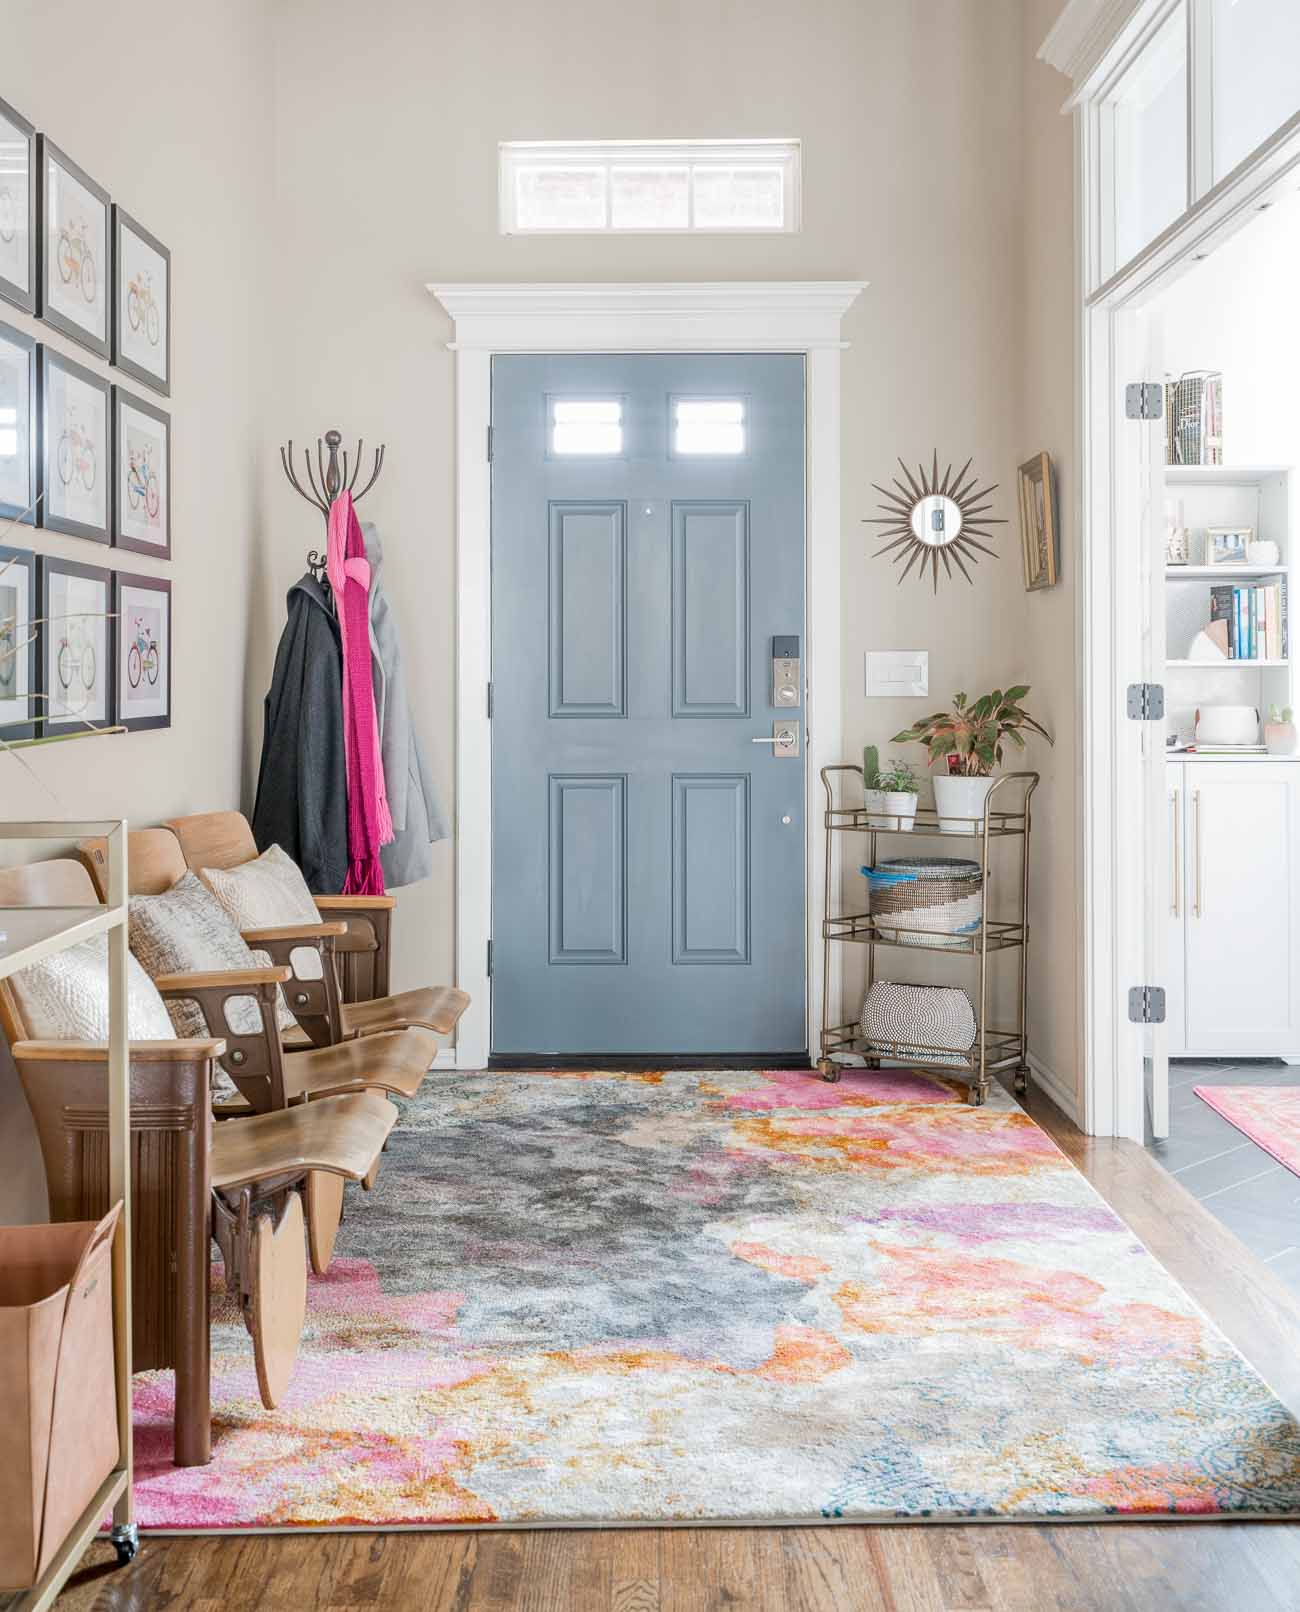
[817,768,1039,1105]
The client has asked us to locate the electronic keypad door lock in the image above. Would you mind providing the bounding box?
[772,635,801,708]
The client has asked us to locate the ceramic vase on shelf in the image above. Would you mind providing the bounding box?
[932,774,994,835]
[885,790,918,831]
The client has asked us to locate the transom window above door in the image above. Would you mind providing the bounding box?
[499,140,801,235]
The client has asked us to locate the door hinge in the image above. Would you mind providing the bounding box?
[1126,682,1165,721]
[486,939,493,977]
[1128,985,1166,1024]
[1125,381,1164,421]
[486,424,494,462]
[486,681,494,718]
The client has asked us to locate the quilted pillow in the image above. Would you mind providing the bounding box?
[129,871,297,1040]
[10,937,175,1040]
[200,844,324,980]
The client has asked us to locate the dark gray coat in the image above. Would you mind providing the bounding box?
[252,572,348,893]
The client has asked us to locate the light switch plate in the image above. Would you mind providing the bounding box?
[865,650,929,698]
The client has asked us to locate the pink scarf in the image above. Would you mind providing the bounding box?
[326,491,393,893]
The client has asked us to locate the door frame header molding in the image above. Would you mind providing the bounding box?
[429,280,864,1069]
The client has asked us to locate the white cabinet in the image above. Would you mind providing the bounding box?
[1167,760,1300,1056]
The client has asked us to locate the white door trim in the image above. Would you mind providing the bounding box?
[427,281,865,1069]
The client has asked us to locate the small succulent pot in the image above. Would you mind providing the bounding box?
[885,789,918,831]
[1265,721,1298,757]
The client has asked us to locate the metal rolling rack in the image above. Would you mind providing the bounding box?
[817,767,1039,1105]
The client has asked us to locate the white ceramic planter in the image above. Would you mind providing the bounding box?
[864,788,891,829]
[933,774,994,834]
[885,790,918,831]
[1265,721,1298,757]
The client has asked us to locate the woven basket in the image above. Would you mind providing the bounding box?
[863,856,983,949]
[861,980,976,1067]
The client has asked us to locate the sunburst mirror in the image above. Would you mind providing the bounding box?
[865,453,1005,592]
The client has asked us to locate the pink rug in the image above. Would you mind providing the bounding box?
[1194,1085,1300,1177]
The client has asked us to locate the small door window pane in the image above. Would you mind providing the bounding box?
[1104,5,1187,273]
[691,166,784,230]
[552,399,623,456]
[514,166,606,232]
[610,167,690,230]
[674,399,746,455]
[1212,0,1300,181]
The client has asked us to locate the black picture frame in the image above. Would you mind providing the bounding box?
[0,319,37,525]
[112,386,170,558]
[37,345,112,543]
[0,542,39,740]
[112,207,170,396]
[36,553,114,736]
[0,96,37,316]
[36,136,110,360]
[113,570,170,732]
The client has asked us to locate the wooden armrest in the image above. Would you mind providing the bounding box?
[316,894,397,912]
[11,1037,228,1062]
[242,921,347,943]
[155,966,291,990]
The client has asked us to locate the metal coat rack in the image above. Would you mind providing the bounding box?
[279,429,386,586]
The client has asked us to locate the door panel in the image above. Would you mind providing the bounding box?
[491,353,806,1055]
[1166,769,1187,1055]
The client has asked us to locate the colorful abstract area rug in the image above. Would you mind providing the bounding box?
[131,1069,1300,1529]
[1195,1085,1300,1179]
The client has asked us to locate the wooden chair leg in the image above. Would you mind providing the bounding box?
[249,1192,308,1410]
[305,1169,344,1273]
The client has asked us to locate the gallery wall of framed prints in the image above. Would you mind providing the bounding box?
[0,92,172,747]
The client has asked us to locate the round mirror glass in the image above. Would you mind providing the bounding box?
[909,494,964,548]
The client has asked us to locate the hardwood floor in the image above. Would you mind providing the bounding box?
[39,1080,1300,1612]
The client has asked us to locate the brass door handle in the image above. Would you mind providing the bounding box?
[1170,788,1180,917]
[1192,789,1203,918]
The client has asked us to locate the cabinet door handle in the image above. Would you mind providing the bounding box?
[1170,788,1180,917]
[1192,789,1203,918]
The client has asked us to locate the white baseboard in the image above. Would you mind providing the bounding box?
[433,1048,458,1070]
[1027,1052,1080,1125]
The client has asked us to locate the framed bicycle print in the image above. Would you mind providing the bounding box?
[0,321,36,525]
[37,554,114,735]
[113,571,170,732]
[37,137,110,358]
[112,208,169,395]
[112,387,170,557]
[0,97,36,315]
[38,346,110,542]
[0,543,38,739]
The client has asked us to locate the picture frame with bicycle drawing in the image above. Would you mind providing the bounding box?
[114,570,169,732]
[0,96,37,316]
[37,346,110,542]
[37,553,114,736]
[112,207,169,395]
[37,137,110,359]
[113,386,170,558]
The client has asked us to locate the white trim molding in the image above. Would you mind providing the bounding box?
[1038,0,1147,89]
[428,281,865,1070]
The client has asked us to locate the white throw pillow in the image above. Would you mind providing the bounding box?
[10,937,176,1040]
[129,871,297,1039]
[201,845,325,981]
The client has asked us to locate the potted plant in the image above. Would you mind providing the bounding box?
[1265,704,1297,756]
[893,686,1053,833]
[874,758,919,831]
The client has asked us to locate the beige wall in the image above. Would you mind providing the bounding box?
[1019,0,1080,1109]
[0,0,274,1219]
[265,0,1057,1033]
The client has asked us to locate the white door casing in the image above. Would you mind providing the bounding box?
[428,283,866,1070]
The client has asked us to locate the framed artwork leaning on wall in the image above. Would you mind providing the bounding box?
[113,571,170,732]
[37,553,113,735]
[0,96,37,315]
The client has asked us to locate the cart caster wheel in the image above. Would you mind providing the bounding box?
[968,1085,987,1107]
[817,1059,841,1083]
[1014,1066,1030,1096]
[110,1523,139,1566]
[865,1056,880,1069]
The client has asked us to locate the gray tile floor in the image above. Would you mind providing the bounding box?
[1147,1060,1300,1297]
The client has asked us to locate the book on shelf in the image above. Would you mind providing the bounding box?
[1207,579,1286,660]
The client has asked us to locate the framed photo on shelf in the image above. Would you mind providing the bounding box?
[0,320,36,525]
[38,346,111,542]
[37,137,110,359]
[112,208,169,395]
[0,97,37,315]
[112,387,170,557]
[113,571,169,732]
[1017,450,1059,591]
[37,554,113,735]
[0,543,38,739]
[1207,526,1253,567]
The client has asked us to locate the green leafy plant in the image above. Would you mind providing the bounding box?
[1269,704,1294,724]
[874,758,918,793]
[892,686,1053,777]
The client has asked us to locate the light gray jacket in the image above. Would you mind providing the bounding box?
[364,526,449,887]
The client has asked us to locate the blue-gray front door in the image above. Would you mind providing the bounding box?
[490,352,806,1056]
